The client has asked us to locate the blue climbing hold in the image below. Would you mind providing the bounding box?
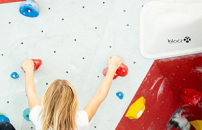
[0,115,10,123]
[10,72,19,79]
[19,0,39,18]
[23,108,31,121]
[116,92,124,100]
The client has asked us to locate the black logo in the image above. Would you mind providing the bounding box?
[184,36,191,43]
[168,36,191,44]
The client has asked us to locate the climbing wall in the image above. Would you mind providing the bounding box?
[116,53,202,130]
[0,0,154,129]
[156,53,202,122]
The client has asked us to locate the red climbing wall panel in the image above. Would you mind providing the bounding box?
[0,0,24,4]
[156,53,202,121]
[116,53,202,130]
[116,61,179,130]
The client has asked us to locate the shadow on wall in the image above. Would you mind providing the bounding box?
[116,52,202,130]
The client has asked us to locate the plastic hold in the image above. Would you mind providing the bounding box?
[170,113,190,130]
[167,108,182,130]
[103,63,128,80]
[19,0,39,18]
[180,88,201,106]
[23,108,30,121]
[32,59,42,71]
[10,72,19,79]
[125,97,146,120]
[116,92,124,99]
[0,115,10,123]
[190,120,202,130]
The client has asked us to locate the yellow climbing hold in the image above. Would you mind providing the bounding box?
[125,96,146,120]
[190,120,202,130]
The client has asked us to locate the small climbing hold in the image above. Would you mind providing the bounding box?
[32,59,42,71]
[180,88,201,106]
[125,97,146,120]
[0,115,10,123]
[190,120,202,130]
[170,113,190,130]
[103,63,128,80]
[167,108,182,130]
[10,72,19,79]
[116,92,124,99]
[19,0,39,18]
[23,108,31,121]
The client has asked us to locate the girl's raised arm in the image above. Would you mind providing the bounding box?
[84,56,122,122]
[22,59,40,111]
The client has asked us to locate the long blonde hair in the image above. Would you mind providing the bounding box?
[40,79,78,130]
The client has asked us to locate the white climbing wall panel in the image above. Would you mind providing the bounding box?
[0,0,154,129]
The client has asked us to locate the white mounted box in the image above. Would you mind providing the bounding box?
[140,1,202,59]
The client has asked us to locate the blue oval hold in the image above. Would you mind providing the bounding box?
[116,92,124,100]
[19,0,39,18]
[10,72,19,79]
[23,108,31,122]
[0,115,10,123]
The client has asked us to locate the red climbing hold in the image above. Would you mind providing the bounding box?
[180,88,201,106]
[182,88,197,96]
[32,59,42,71]
[116,63,128,76]
[103,63,128,80]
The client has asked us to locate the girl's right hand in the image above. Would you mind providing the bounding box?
[21,59,34,72]
[107,56,122,70]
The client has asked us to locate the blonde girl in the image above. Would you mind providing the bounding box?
[21,56,122,130]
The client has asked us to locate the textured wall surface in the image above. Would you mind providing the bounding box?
[116,53,202,130]
[116,61,180,130]
[0,0,154,129]
[157,53,202,122]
